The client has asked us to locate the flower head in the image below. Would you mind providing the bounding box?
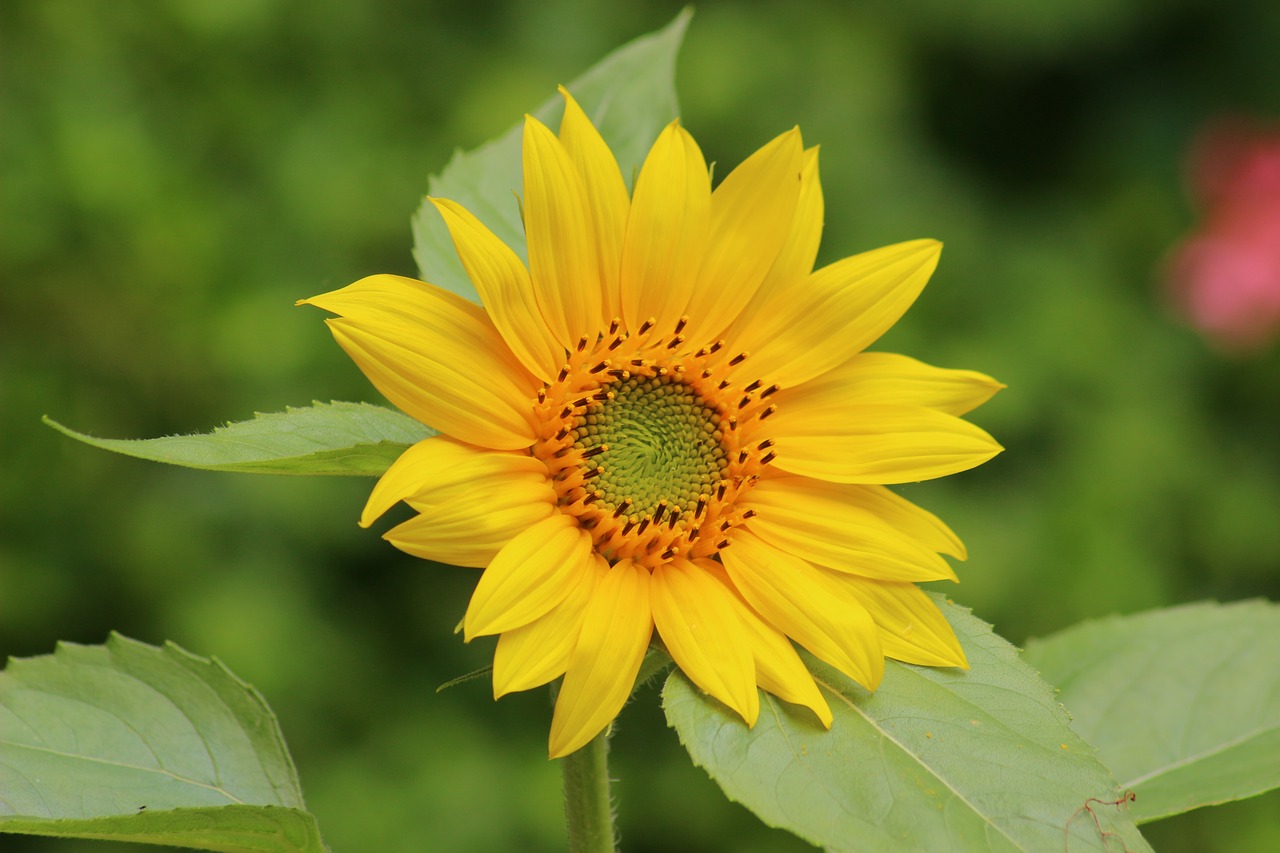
[302,88,1003,758]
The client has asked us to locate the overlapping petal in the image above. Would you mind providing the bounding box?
[431,198,562,383]
[549,559,653,759]
[619,121,711,334]
[464,515,594,639]
[384,479,553,568]
[682,128,804,343]
[720,529,884,690]
[781,352,1004,417]
[652,557,759,725]
[360,435,547,528]
[727,239,942,388]
[523,115,605,346]
[832,574,968,669]
[698,559,832,727]
[557,88,630,325]
[765,402,1003,484]
[302,275,537,450]
[723,147,824,345]
[492,553,609,697]
[741,475,957,581]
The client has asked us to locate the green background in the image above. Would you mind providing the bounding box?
[4,1,1279,850]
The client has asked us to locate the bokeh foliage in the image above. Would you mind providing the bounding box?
[4,1,1280,851]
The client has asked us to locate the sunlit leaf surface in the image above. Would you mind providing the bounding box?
[1024,600,1280,823]
[664,596,1152,852]
[45,401,431,476]
[0,634,328,852]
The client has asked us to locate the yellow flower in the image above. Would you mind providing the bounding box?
[302,88,1003,759]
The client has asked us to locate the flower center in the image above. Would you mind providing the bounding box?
[530,317,780,569]
[574,375,727,519]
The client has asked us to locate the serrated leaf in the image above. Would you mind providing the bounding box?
[411,8,690,301]
[663,596,1152,852]
[1022,600,1280,823]
[45,401,432,476]
[0,634,328,852]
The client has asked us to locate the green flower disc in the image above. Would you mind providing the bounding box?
[575,375,727,518]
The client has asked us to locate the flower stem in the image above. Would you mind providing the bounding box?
[561,728,615,853]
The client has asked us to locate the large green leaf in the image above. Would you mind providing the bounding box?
[1023,600,1280,823]
[664,597,1151,852]
[45,400,431,476]
[0,634,327,852]
[411,9,690,301]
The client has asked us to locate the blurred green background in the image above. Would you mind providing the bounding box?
[4,1,1280,850]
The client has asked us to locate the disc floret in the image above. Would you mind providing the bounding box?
[532,316,779,568]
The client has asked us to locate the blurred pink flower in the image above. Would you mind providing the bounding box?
[1167,121,1280,352]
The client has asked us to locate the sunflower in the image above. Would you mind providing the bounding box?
[302,88,1002,759]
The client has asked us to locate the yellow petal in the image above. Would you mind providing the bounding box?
[493,554,608,697]
[724,146,824,348]
[782,352,1004,417]
[549,559,653,759]
[683,128,804,343]
[730,239,942,388]
[302,275,537,450]
[385,478,554,568]
[766,403,1003,484]
[557,87,630,326]
[741,475,957,582]
[619,121,710,336]
[360,436,546,528]
[463,514,593,639]
[696,559,832,727]
[523,115,604,347]
[720,529,883,690]
[829,573,968,669]
[430,198,563,383]
[651,558,759,726]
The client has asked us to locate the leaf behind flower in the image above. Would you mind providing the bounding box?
[44,400,432,476]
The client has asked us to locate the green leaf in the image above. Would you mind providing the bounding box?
[411,8,691,301]
[0,634,328,852]
[45,400,431,476]
[1023,600,1280,823]
[663,596,1152,852]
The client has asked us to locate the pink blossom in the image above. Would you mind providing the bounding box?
[1167,121,1280,352]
